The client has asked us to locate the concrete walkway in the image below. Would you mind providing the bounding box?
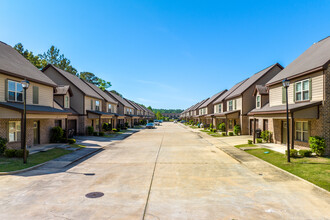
[0,123,328,219]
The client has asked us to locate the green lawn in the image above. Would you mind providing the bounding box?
[70,144,86,148]
[235,144,257,148]
[189,126,199,129]
[245,148,330,191]
[104,131,124,138]
[0,148,72,172]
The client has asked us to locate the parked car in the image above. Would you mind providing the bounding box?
[174,120,177,123]
[146,123,155,129]
[159,120,163,123]
[154,121,160,126]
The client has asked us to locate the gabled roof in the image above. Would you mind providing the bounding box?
[84,81,118,104]
[193,98,209,110]
[54,85,72,96]
[106,91,134,108]
[124,99,139,110]
[42,64,102,99]
[199,90,227,108]
[267,36,330,85]
[253,85,268,96]
[127,100,145,112]
[226,63,283,100]
[0,41,57,87]
[213,79,248,104]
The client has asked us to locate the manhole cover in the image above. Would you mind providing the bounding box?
[84,173,95,176]
[85,192,104,198]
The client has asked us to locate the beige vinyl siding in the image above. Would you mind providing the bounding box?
[0,107,21,118]
[269,70,324,107]
[214,103,223,113]
[85,96,102,112]
[0,73,53,106]
[106,102,117,113]
[226,97,242,111]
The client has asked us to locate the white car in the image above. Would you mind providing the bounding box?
[154,121,160,126]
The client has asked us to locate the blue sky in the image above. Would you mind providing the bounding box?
[1,0,329,109]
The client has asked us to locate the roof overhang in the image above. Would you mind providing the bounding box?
[0,102,71,115]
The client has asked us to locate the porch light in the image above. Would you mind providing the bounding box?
[282,78,290,88]
[21,79,30,89]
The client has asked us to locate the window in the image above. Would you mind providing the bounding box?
[8,121,21,142]
[256,95,261,108]
[33,86,39,104]
[108,104,112,113]
[95,100,100,111]
[296,121,309,142]
[228,119,233,129]
[228,100,233,111]
[8,80,23,102]
[218,104,222,113]
[64,96,69,108]
[295,80,309,101]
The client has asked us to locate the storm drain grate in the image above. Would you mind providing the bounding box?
[85,192,104,198]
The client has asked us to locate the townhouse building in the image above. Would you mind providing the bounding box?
[42,64,104,135]
[249,37,330,154]
[0,42,70,149]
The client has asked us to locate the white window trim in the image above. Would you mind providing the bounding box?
[8,80,23,102]
[95,100,100,111]
[8,121,21,142]
[108,104,112,113]
[228,100,233,111]
[64,96,69,108]
[256,95,261,108]
[295,79,309,102]
[295,121,308,142]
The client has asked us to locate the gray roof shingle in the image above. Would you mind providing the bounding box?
[44,64,103,99]
[0,42,57,87]
[248,101,322,114]
[199,90,227,108]
[226,64,280,100]
[107,91,134,108]
[84,81,118,104]
[267,36,330,85]
[213,79,248,104]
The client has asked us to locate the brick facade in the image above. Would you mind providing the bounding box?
[323,66,330,155]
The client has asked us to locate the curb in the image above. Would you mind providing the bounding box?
[0,161,49,175]
[64,147,104,167]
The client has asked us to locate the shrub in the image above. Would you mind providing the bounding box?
[102,123,110,131]
[286,149,299,158]
[99,132,105,136]
[4,149,16,158]
[15,149,29,158]
[50,126,64,143]
[87,126,94,135]
[233,125,241,135]
[112,128,118,132]
[221,132,227,136]
[68,139,76,144]
[228,132,234,136]
[209,123,213,130]
[218,123,226,132]
[0,137,8,155]
[248,140,253,145]
[299,150,313,157]
[256,138,262,143]
[125,122,129,128]
[261,130,271,143]
[93,132,98,136]
[309,136,325,156]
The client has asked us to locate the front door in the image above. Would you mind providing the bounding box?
[282,121,287,144]
[33,121,40,145]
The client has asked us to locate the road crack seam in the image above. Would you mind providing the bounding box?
[142,131,165,220]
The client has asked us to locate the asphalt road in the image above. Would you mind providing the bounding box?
[0,123,329,220]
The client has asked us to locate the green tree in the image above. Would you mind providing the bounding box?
[80,72,100,84]
[39,45,77,75]
[147,106,153,111]
[13,43,44,69]
[98,79,112,91]
[110,90,123,97]
[156,111,163,120]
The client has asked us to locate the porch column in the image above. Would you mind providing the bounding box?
[225,116,228,134]
[99,115,101,133]
[65,118,68,139]
[291,113,295,149]
[253,118,256,144]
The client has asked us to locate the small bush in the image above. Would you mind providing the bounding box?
[112,128,118,132]
[68,139,76,144]
[228,132,234,136]
[15,149,29,158]
[248,140,253,145]
[125,122,129,128]
[233,125,241,135]
[299,150,313,157]
[93,132,98,136]
[261,130,272,143]
[50,126,64,143]
[309,136,325,156]
[99,132,105,136]
[221,132,227,136]
[218,123,226,132]
[256,138,262,143]
[102,123,110,131]
[286,149,299,158]
[4,149,16,158]
[0,137,8,155]
[87,126,94,135]
[209,123,213,130]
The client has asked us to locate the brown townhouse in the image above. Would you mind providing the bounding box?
[197,90,227,127]
[104,91,134,128]
[43,64,105,135]
[83,81,119,130]
[190,98,209,123]
[124,98,144,125]
[213,63,283,134]
[0,42,70,149]
[249,37,330,154]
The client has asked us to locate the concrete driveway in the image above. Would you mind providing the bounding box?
[0,123,329,219]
